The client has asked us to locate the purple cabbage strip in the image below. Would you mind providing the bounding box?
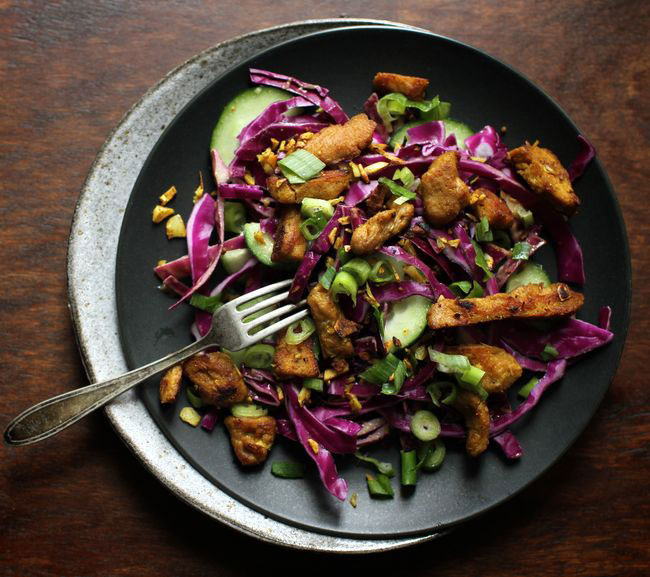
[210,149,230,185]
[356,417,386,437]
[401,361,437,392]
[162,275,190,297]
[357,423,390,447]
[371,281,436,303]
[363,92,387,141]
[353,335,382,357]
[500,318,614,360]
[200,409,219,432]
[249,68,348,124]
[409,235,456,280]
[492,430,523,459]
[283,384,348,500]
[452,222,482,280]
[465,125,508,168]
[218,183,265,199]
[194,310,213,337]
[340,295,369,323]
[209,258,257,297]
[378,407,411,433]
[500,340,548,372]
[568,135,596,182]
[276,418,299,442]
[379,245,455,299]
[242,367,281,407]
[345,180,378,206]
[483,243,510,268]
[495,227,546,287]
[325,417,363,437]
[328,378,380,398]
[598,305,612,331]
[244,264,263,293]
[485,276,500,295]
[237,96,313,145]
[406,121,445,147]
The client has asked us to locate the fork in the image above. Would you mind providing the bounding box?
[4,279,308,446]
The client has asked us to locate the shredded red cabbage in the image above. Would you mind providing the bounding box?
[568,135,596,182]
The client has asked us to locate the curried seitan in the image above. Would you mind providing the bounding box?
[304,114,376,165]
[267,170,349,204]
[446,344,522,394]
[224,415,276,466]
[183,352,248,407]
[450,390,490,457]
[307,284,358,358]
[272,205,307,264]
[470,188,515,230]
[428,283,584,330]
[350,202,414,255]
[273,328,319,379]
[373,72,429,100]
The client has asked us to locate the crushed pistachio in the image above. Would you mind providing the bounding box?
[165,214,186,238]
[349,492,358,508]
[308,438,319,454]
[243,172,256,185]
[159,185,177,206]
[254,230,266,245]
[152,205,174,224]
[349,161,361,178]
[179,407,201,427]
[193,172,204,204]
[298,386,311,407]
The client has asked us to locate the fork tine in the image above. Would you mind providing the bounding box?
[244,308,310,344]
[226,279,293,310]
[236,290,290,317]
[243,300,307,332]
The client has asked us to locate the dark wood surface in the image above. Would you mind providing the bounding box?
[1,1,648,575]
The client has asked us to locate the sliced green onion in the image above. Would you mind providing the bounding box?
[541,344,559,361]
[285,317,316,345]
[372,304,385,340]
[518,376,540,398]
[448,280,472,296]
[189,293,222,313]
[369,259,396,284]
[457,367,488,401]
[400,450,418,486]
[222,248,252,275]
[378,176,417,201]
[224,201,246,234]
[417,439,446,471]
[337,246,352,266]
[475,216,493,242]
[319,265,337,290]
[179,407,201,427]
[493,230,512,249]
[360,353,401,385]
[467,281,484,298]
[410,410,441,442]
[381,359,407,395]
[242,344,275,369]
[377,92,449,131]
[230,403,268,418]
[185,386,205,409]
[330,270,358,305]
[472,239,493,278]
[302,377,324,392]
[300,211,329,240]
[426,381,457,407]
[366,473,394,498]
[271,461,305,478]
[428,349,471,374]
[392,166,415,189]
[340,258,371,285]
[278,149,325,184]
[503,193,534,229]
[355,452,395,477]
[511,241,532,261]
[301,197,334,219]
[420,100,451,121]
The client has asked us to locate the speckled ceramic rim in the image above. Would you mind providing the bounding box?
[66,18,442,553]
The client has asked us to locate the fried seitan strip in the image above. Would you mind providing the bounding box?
[508,143,579,216]
[373,72,429,101]
[350,202,414,255]
[418,150,470,226]
[446,344,522,394]
[267,170,349,204]
[159,364,182,404]
[470,188,515,230]
[364,182,389,215]
[271,205,307,264]
[451,390,490,457]
[428,283,584,330]
[307,284,358,358]
[224,415,276,466]
[304,113,376,165]
[273,328,319,379]
[183,352,248,407]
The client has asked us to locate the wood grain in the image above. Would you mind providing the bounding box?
[1,1,648,575]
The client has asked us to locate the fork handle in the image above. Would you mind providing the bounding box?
[4,339,209,446]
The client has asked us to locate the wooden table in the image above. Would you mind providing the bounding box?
[1,2,648,574]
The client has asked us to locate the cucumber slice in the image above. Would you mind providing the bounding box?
[230,403,268,418]
[221,248,252,274]
[383,295,431,349]
[443,119,474,148]
[505,262,551,292]
[210,86,291,164]
[243,222,275,267]
[301,198,334,219]
[389,118,474,150]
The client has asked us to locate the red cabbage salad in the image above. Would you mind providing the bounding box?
[151,69,610,502]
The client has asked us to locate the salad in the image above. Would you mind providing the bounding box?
[151,69,613,502]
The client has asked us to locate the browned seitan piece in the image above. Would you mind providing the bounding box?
[303,114,376,165]
[373,72,429,100]
[450,390,491,457]
[307,284,358,359]
[273,328,319,379]
[427,283,584,330]
[470,188,515,230]
[271,205,307,264]
[418,150,470,226]
[183,352,248,407]
[159,365,182,404]
[508,143,579,216]
[224,415,276,466]
[350,203,414,255]
[267,170,349,203]
[446,344,522,394]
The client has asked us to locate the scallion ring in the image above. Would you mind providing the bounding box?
[410,410,441,442]
[242,343,275,369]
[285,317,316,345]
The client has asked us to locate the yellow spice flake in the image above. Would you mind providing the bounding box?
[152,205,174,224]
[323,369,337,381]
[447,239,461,248]
[349,493,358,508]
[157,259,167,267]
[308,439,319,454]
[159,185,177,206]
[298,386,311,407]
[193,172,204,204]
[276,386,284,401]
[244,172,255,185]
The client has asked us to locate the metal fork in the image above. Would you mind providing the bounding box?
[4,279,308,446]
